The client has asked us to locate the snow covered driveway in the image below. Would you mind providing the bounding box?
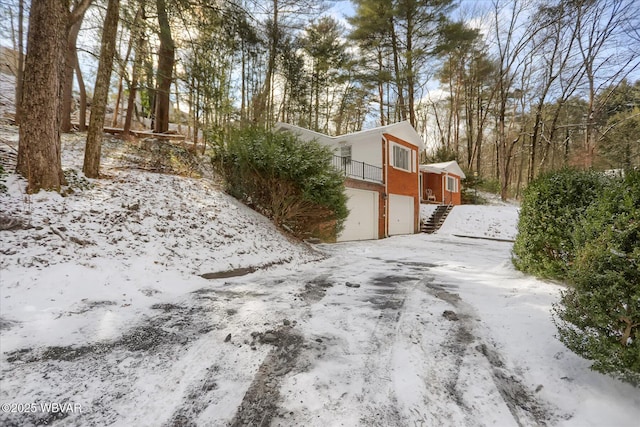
[1,128,638,427]
[3,231,639,426]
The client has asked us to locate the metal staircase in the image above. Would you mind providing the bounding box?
[421,204,453,234]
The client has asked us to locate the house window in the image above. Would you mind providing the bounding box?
[340,145,352,164]
[392,144,411,171]
[446,176,458,192]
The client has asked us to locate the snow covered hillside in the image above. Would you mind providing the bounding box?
[1,124,639,427]
[0,126,318,352]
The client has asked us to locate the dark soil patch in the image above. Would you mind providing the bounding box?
[200,259,295,281]
[298,275,333,303]
[5,303,210,364]
[0,316,19,331]
[423,279,461,305]
[372,275,419,287]
[364,274,419,311]
[200,267,256,280]
[117,325,187,351]
[443,310,459,321]
[230,327,304,427]
[366,294,405,310]
[151,303,186,311]
[387,260,438,269]
[0,214,32,231]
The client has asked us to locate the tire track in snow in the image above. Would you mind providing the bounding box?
[422,276,554,427]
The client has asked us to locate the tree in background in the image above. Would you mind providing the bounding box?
[123,2,146,135]
[573,0,639,168]
[153,0,174,133]
[302,16,348,133]
[489,0,539,201]
[61,0,93,133]
[84,0,120,178]
[278,35,310,126]
[349,0,453,129]
[0,0,28,124]
[434,20,495,175]
[348,0,393,127]
[252,0,326,126]
[597,79,640,169]
[17,0,69,193]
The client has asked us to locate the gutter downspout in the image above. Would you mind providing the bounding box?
[382,134,389,238]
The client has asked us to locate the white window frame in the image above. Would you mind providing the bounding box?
[446,175,458,192]
[340,144,352,162]
[391,143,411,172]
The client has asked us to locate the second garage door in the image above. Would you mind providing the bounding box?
[338,188,378,242]
[388,194,414,236]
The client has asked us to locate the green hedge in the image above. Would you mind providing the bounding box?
[513,168,605,279]
[514,168,640,386]
[212,127,348,240]
[554,170,640,385]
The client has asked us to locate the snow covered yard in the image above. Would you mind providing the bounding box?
[1,126,639,426]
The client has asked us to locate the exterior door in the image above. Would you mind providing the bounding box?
[388,194,414,236]
[338,188,378,242]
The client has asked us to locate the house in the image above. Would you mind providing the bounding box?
[419,161,466,206]
[276,121,423,242]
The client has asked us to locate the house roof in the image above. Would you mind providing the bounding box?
[420,161,466,179]
[275,121,425,150]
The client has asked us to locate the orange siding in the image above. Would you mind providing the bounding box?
[421,171,462,205]
[446,173,462,205]
[383,133,420,233]
[425,172,442,202]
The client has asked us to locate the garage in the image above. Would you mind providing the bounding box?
[388,194,414,236]
[338,188,379,242]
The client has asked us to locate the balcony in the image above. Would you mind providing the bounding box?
[332,155,383,183]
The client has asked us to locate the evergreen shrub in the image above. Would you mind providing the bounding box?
[212,127,348,240]
[513,168,605,279]
[554,170,640,385]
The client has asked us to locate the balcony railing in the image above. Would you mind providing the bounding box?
[332,155,383,183]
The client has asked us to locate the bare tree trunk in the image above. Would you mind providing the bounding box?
[124,6,144,135]
[377,48,385,126]
[112,79,123,128]
[187,72,193,140]
[14,0,25,124]
[241,40,246,121]
[389,19,406,122]
[84,0,120,178]
[75,53,87,130]
[112,25,134,128]
[405,14,416,127]
[61,19,82,132]
[174,71,182,134]
[61,0,92,133]
[17,0,69,193]
[154,0,174,133]
[258,0,278,125]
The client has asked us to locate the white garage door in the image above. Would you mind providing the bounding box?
[338,188,378,242]
[389,194,414,236]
